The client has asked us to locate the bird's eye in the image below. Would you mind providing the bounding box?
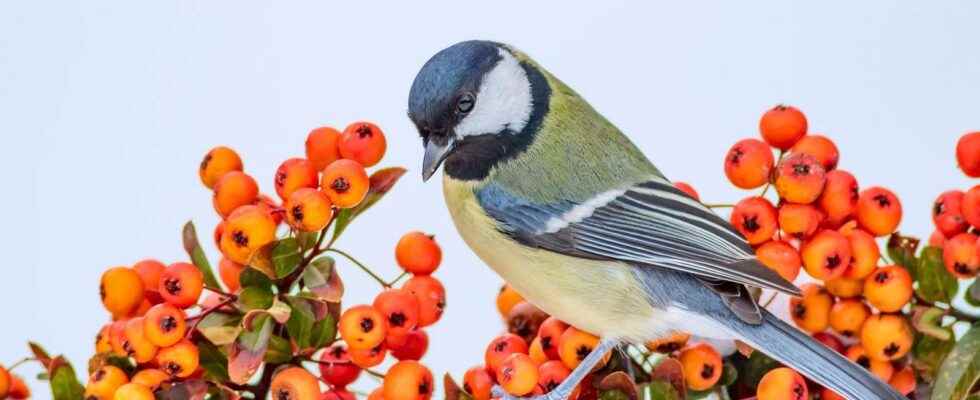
[456,93,475,114]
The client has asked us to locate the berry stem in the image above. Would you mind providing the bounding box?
[759,150,783,198]
[7,357,34,371]
[186,295,238,337]
[387,270,409,287]
[364,368,386,379]
[326,248,390,288]
[704,203,735,209]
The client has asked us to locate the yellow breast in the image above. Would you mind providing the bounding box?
[442,176,663,342]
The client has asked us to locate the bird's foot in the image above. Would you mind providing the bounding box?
[491,385,566,400]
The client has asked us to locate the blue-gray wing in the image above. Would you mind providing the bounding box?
[476,178,800,297]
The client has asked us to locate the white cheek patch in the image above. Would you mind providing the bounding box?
[455,49,533,138]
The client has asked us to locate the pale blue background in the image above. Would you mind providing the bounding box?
[2,1,979,397]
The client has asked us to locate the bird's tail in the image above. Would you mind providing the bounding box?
[725,308,904,400]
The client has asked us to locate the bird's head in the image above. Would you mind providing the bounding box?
[408,40,550,182]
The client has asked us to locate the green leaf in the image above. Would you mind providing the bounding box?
[444,373,475,400]
[266,297,293,324]
[309,312,338,350]
[194,337,230,382]
[228,314,274,384]
[156,379,209,400]
[303,256,344,302]
[48,356,85,400]
[87,353,135,375]
[913,332,956,378]
[737,351,780,389]
[297,231,319,252]
[914,307,954,340]
[286,297,316,349]
[271,238,302,279]
[917,247,959,303]
[182,221,222,290]
[239,267,273,290]
[238,285,274,311]
[646,380,682,400]
[598,390,631,400]
[887,232,921,275]
[967,280,980,308]
[264,334,293,364]
[719,361,738,387]
[197,312,242,346]
[932,323,980,400]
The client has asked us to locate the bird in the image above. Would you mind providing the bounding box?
[407,40,903,400]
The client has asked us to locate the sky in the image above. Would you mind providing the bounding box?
[2,1,979,398]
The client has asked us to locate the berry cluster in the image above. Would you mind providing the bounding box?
[930,132,980,279]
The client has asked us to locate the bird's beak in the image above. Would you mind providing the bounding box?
[422,136,455,182]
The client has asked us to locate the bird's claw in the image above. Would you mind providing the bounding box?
[491,385,565,400]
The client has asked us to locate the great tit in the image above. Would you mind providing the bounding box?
[408,40,902,400]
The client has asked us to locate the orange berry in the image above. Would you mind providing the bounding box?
[845,345,894,381]
[962,185,980,229]
[159,262,204,308]
[644,332,692,354]
[557,327,608,371]
[856,187,902,236]
[274,158,319,201]
[156,339,199,378]
[528,337,549,365]
[319,344,362,386]
[801,229,851,280]
[825,277,864,299]
[95,324,114,353]
[496,353,539,396]
[0,366,8,399]
[374,289,421,340]
[889,366,916,396]
[122,317,159,363]
[537,360,572,394]
[255,193,285,225]
[383,361,434,400]
[322,389,357,400]
[131,369,169,390]
[306,126,343,171]
[213,221,225,248]
[85,365,129,400]
[340,121,387,168]
[339,305,387,350]
[143,303,187,347]
[860,314,913,362]
[673,181,699,200]
[133,259,166,303]
[212,171,259,218]
[829,299,870,338]
[485,333,528,376]
[395,232,442,275]
[818,170,859,227]
[760,105,808,150]
[402,275,446,327]
[724,139,774,189]
[775,153,826,204]
[755,240,802,282]
[285,188,335,232]
[199,146,243,189]
[7,374,28,399]
[108,320,128,356]
[463,366,494,400]
[218,256,245,293]
[841,228,879,279]
[220,205,277,264]
[957,131,980,177]
[320,159,369,208]
[350,343,388,368]
[113,383,154,400]
[929,230,947,247]
[506,301,548,344]
[100,267,145,317]
[730,197,778,245]
[943,232,980,278]
[778,203,823,239]
[933,190,969,237]
[391,329,429,361]
[270,367,321,400]
[678,343,723,391]
[756,367,808,400]
[789,283,833,333]
[496,284,524,319]
[863,266,913,312]
[537,317,569,360]
[790,134,839,170]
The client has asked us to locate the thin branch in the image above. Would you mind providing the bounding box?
[327,248,389,288]
[704,203,735,209]
[387,271,409,287]
[365,368,386,379]
[186,296,238,337]
[203,285,237,298]
[7,357,34,371]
